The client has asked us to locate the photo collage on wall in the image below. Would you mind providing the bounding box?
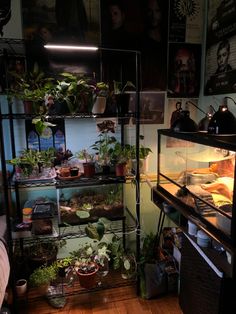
[204,0,236,95]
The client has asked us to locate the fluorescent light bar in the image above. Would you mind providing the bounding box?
[44,44,98,51]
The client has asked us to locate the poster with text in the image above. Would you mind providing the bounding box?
[204,0,236,95]
[169,0,204,44]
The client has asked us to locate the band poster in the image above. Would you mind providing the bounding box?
[204,0,236,95]
[169,0,204,44]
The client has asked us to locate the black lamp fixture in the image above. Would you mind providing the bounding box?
[207,96,236,135]
[185,100,213,132]
[171,109,198,133]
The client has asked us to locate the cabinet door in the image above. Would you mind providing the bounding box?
[179,235,222,314]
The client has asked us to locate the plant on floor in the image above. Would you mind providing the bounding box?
[29,264,57,288]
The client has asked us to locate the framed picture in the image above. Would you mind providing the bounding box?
[168,43,201,98]
[204,0,236,95]
[129,91,165,125]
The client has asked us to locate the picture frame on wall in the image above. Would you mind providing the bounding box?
[204,0,236,95]
[167,43,201,98]
[128,91,165,125]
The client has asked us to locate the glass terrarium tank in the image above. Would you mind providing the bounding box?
[157,130,236,240]
[57,184,124,225]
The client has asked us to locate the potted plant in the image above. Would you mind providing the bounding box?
[25,239,66,271]
[29,264,57,295]
[56,256,73,277]
[91,132,117,173]
[111,142,131,176]
[8,62,55,114]
[55,72,96,114]
[70,243,99,289]
[92,81,109,114]
[7,149,41,179]
[113,80,135,115]
[7,148,56,180]
[130,135,152,174]
[76,149,95,178]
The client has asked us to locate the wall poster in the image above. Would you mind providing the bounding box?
[204,0,236,95]
[21,0,101,76]
[169,0,204,44]
[167,43,201,98]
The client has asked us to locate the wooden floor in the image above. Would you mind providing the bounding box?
[19,285,183,314]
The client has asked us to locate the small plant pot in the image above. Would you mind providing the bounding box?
[70,167,79,177]
[16,279,27,297]
[83,162,95,178]
[102,165,110,175]
[115,163,127,177]
[76,263,99,289]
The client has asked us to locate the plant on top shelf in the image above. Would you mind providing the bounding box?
[95,81,110,98]
[55,72,96,114]
[8,62,55,111]
[113,80,135,115]
[113,80,135,95]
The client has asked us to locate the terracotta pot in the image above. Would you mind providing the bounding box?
[83,162,95,178]
[23,100,41,114]
[115,163,127,177]
[76,264,99,289]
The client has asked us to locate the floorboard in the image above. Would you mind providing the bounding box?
[18,285,183,314]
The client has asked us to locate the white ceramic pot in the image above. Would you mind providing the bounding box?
[16,279,27,296]
[92,96,106,114]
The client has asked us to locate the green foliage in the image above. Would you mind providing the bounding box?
[107,235,124,270]
[29,264,57,287]
[91,133,117,166]
[7,148,56,176]
[56,257,73,268]
[8,63,55,102]
[113,80,135,94]
[55,73,96,113]
[85,221,105,241]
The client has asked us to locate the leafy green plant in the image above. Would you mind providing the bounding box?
[129,135,152,160]
[29,264,57,287]
[8,63,55,103]
[56,257,73,269]
[95,82,109,98]
[113,80,135,95]
[55,73,96,114]
[91,133,117,166]
[75,149,94,162]
[111,142,131,165]
[7,148,56,177]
